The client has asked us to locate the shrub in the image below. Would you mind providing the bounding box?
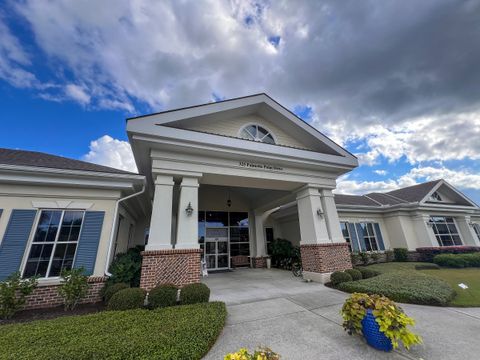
[0,272,38,319]
[358,252,370,265]
[330,271,353,286]
[341,293,422,350]
[356,267,380,279]
[337,270,455,306]
[108,288,146,311]
[148,284,178,308]
[433,253,480,268]
[370,251,380,264]
[180,283,210,305]
[345,269,362,281]
[0,302,227,360]
[108,246,144,287]
[415,263,440,270]
[393,248,408,262]
[269,238,300,269]
[385,250,395,262]
[416,246,480,262]
[102,282,129,303]
[58,267,89,311]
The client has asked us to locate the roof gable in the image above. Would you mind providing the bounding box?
[384,180,442,203]
[127,93,355,159]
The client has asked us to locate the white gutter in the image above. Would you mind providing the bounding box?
[105,180,146,276]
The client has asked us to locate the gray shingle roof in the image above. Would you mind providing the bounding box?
[0,148,138,175]
[334,180,443,207]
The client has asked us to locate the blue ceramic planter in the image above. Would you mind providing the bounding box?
[361,309,393,352]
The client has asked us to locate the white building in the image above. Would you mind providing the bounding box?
[0,94,479,306]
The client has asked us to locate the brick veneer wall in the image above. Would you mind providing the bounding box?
[24,276,106,310]
[252,256,268,268]
[140,249,202,291]
[300,243,352,273]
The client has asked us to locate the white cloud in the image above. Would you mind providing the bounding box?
[65,84,90,105]
[374,169,388,176]
[336,166,480,195]
[83,135,137,173]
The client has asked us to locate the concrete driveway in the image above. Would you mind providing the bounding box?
[202,268,480,360]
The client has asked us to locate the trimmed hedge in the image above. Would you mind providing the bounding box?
[415,263,440,270]
[356,267,380,279]
[337,270,455,306]
[344,269,362,281]
[330,271,353,286]
[393,248,408,262]
[148,284,178,308]
[417,246,480,262]
[434,253,480,268]
[108,288,146,311]
[102,283,129,304]
[180,283,210,305]
[0,302,227,360]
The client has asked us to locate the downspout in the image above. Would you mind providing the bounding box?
[105,179,146,276]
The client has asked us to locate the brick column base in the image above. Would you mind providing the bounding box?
[252,256,268,268]
[300,243,352,283]
[24,276,107,310]
[140,249,202,291]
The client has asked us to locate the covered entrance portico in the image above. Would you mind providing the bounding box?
[126,94,358,290]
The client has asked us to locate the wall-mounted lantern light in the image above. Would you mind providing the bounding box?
[317,208,324,218]
[185,202,194,216]
[426,219,435,227]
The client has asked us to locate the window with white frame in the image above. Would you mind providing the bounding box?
[429,216,462,246]
[339,221,384,252]
[340,222,352,252]
[358,223,379,251]
[472,223,480,242]
[239,124,275,144]
[429,191,443,202]
[23,210,84,278]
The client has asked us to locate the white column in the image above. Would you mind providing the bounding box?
[456,216,480,246]
[296,186,329,244]
[254,212,267,257]
[320,189,345,243]
[175,176,200,249]
[147,175,174,250]
[413,214,438,248]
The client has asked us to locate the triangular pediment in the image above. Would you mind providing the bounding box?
[127,93,355,159]
[422,180,478,207]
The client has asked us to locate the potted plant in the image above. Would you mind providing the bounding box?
[341,293,422,351]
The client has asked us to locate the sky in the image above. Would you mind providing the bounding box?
[1,0,480,204]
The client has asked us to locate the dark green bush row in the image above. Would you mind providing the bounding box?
[0,302,227,360]
[148,284,178,308]
[344,269,362,281]
[433,253,480,268]
[330,271,352,285]
[337,270,455,306]
[356,267,380,279]
[415,263,440,270]
[416,246,480,262]
[108,288,146,311]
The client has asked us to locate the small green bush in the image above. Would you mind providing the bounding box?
[108,246,144,287]
[330,271,353,286]
[102,282,129,303]
[0,272,37,319]
[462,253,480,267]
[415,263,440,270]
[370,252,380,264]
[394,248,408,262]
[0,302,227,360]
[385,250,395,262]
[337,270,455,306]
[359,252,370,265]
[180,283,210,305]
[356,267,380,279]
[108,288,146,311]
[345,269,362,281]
[148,284,178,308]
[58,267,89,311]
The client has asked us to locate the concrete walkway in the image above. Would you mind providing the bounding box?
[202,268,480,360]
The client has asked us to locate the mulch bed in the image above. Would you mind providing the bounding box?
[0,302,106,326]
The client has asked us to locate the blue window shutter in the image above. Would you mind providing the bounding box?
[374,223,385,250]
[0,209,3,218]
[348,223,360,252]
[0,209,37,281]
[74,211,105,275]
[355,223,367,251]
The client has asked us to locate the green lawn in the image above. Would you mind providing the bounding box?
[359,262,480,307]
[0,302,227,360]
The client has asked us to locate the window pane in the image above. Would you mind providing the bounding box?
[33,225,48,242]
[447,224,458,234]
[262,134,275,144]
[436,224,449,234]
[205,211,228,227]
[58,226,71,242]
[230,227,249,242]
[229,212,249,227]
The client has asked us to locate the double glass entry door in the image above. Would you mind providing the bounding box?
[205,227,229,270]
